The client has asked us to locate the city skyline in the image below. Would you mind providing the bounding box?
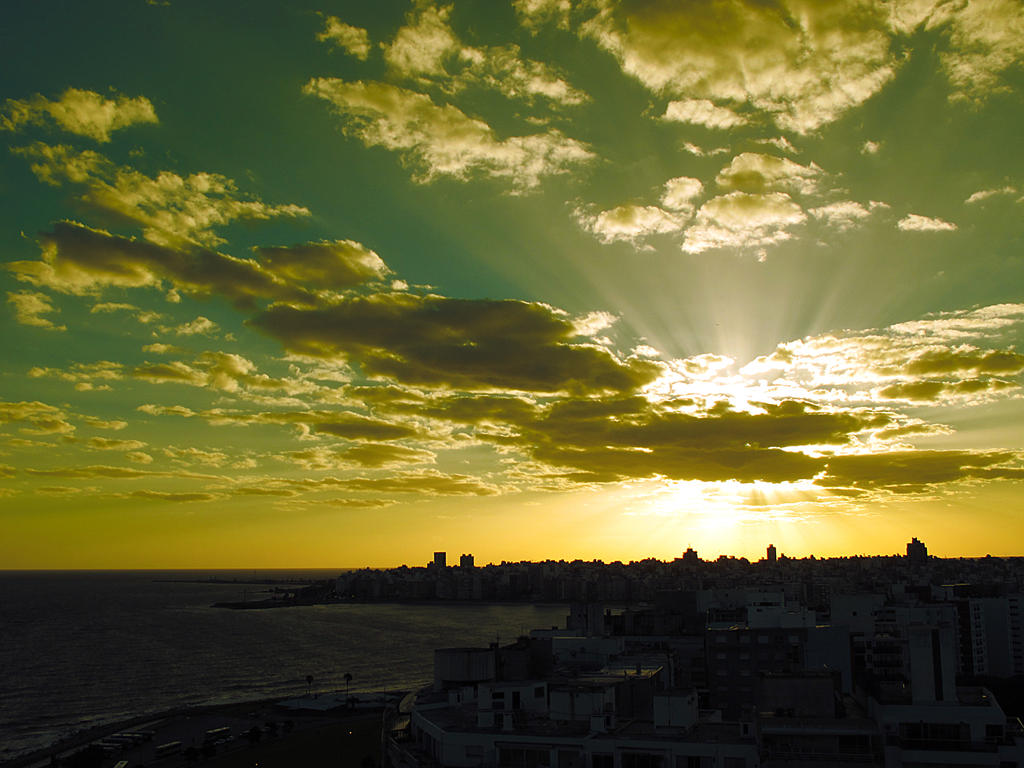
[2,0,1023,569]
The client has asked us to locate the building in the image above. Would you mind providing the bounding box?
[393,639,760,768]
[766,545,777,565]
[906,538,927,566]
[460,554,475,569]
[434,552,448,569]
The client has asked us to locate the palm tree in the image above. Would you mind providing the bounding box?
[344,672,353,705]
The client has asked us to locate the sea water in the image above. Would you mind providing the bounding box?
[0,571,567,762]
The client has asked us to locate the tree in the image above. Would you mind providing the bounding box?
[344,672,353,705]
[306,674,314,697]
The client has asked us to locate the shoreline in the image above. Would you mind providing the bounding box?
[1,693,396,768]
[214,597,577,609]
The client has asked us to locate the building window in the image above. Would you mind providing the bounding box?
[591,755,613,768]
[535,686,545,698]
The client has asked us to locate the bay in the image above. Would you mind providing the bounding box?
[0,571,567,762]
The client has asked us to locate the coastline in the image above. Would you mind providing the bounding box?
[3,694,393,768]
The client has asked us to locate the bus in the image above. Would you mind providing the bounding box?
[154,741,182,758]
[204,726,231,743]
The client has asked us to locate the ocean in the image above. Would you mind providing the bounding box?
[0,571,568,762]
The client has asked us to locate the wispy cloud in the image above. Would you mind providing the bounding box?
[2,88,157,142]
[303,79,593,190]
[897,213,957,232]
[7,290,65,331]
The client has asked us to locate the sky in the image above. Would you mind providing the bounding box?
[1,0,1023,569]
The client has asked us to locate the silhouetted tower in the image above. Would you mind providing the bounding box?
[433,551,447,568]
[459,553,474,568]
[682,547,700,564]
[767,544,777,564]
[907,537,928,566]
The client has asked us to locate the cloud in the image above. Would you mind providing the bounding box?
[138,404,197,418]
[715,153,822,195]
[7,290,65,330]
[577,0,899,133]
[132,361,206,387]
[142,342,184,355]
[461,45,589,106]
[315,497,397,508]
[329,469,500,496]
[7,221,360,307]
[897,213,957,232]
[662,98,748,129]
[577,204,684,244]
[903,348,1024,376]
[129,490,221,503]
[925,0,1024,102]
[303,79,593,189]
[875,378,1017,402]
[81,416,128,430]
[311,412,423,441]
[250,291,661,394]
[2,88,157,142]
[660,176,704,212]
[681,142,729,157]
[24,465,159,479]
[739,303,1024,406]
[30,360,124,391]
[754,136,798,155]
[965,186,1018,204]
[252,240,391,290]
[861,140,881,155]
[683,191,807,255]
[128,351,334,400]
[381,3,587,107]
[513,0,571,31]
[283,443,435,470]
[808,201,874,231]
[184,407,426,441]
[383,3,459,78]
[818,450,1023,494]
[12,143,308,248]
[88,437,148,451]
[889,303,1024,341]
[175,316,219,336]
[317,16,371,59]
[0,400,75,436]
[91,301,163,324]
[164,446,230,466]
[222,485,298,498]
[506,396,885,485]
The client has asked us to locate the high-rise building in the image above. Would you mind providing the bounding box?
[907,537,928,565]
[459,553,474,568]
[433,551,447,568]
[682,547,699,564]
[767,544,777,564]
